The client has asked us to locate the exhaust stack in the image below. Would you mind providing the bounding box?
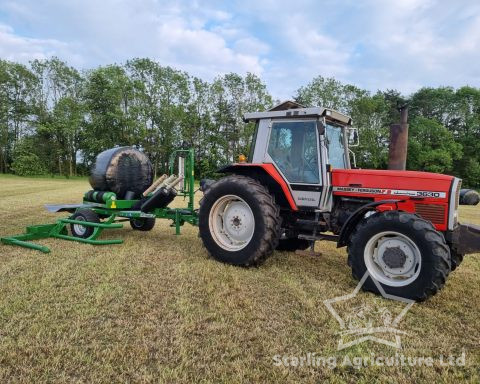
[388,105,409,170]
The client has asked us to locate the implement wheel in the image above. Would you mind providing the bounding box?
[199,175,281,266]
[130,217,156,231]
[70,209,100,239]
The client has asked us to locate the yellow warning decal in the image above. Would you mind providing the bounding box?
[110,201,117,209]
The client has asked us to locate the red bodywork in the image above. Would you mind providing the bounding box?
[222,163,298,211]
[223,164,455,231]
[332,169,454,231]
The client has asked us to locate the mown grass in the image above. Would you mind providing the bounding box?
[0,175,479,383]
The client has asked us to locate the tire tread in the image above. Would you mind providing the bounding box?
[347,211,451,301]
[199,175,281,266]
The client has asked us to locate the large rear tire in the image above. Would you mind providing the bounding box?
[199,175,281,266]
[347,211,451,301]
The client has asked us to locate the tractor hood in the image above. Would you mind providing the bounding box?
[331,169,455,203]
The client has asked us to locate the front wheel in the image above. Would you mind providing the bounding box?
[199,175,281,266]
[450,250,464,271]
[348,211,451,301]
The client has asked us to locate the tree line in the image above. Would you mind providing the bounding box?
[1,57,479,187]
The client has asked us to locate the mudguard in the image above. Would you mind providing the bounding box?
[218,163,297,211]
[337,199,404,247]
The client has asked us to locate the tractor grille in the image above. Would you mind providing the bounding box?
[415,204,445,225]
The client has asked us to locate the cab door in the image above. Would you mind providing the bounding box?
[264,119,324,209]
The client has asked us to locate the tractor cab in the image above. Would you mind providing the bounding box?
[243,101,354,211]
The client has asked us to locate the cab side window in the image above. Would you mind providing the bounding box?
[325,124,347,169]
[268,120,320,184]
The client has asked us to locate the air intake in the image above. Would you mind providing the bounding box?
[415,204,445,225]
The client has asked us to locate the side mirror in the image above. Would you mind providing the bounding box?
[348,127,359,147]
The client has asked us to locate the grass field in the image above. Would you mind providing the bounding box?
[0,175,479,383]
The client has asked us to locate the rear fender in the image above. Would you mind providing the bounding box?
[218,164,297,211]
[337,199,404,247]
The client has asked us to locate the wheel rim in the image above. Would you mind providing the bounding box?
[364,231,422,287]
[209,194,255,251]
[73,216,87,236]
[132,219,143,228]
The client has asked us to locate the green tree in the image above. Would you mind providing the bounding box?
[0,60,37,173]
[83,65,139,165]
[31,57,85,176]
[210,73,272,167]
[11,136,47,176]
[449,87,480,187]
[351,93,390,169]
[407,117,462,174]
[409,86,480,186]
[295,75,368,114]
[126,58,190,175]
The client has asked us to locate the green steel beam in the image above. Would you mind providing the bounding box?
[59,219,123,228]
[1,237,51,253]
[53,233,123,245]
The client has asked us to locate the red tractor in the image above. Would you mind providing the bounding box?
[198,101,480,301]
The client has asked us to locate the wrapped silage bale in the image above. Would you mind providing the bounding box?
[89,147,153,199]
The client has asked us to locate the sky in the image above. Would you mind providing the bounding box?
[1,0,480,100]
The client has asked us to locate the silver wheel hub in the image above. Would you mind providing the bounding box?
[364,231,421,287]
[209,195,255,251]
[73,216,87,236]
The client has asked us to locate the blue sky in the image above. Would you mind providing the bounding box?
[1,0,480,99]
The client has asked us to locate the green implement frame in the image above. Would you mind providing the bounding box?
[1,149,199,253]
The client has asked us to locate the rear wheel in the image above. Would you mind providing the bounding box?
[70,209,100,239]
[130,217,156,231]
[199,175,281,266]
[348,211,451,301]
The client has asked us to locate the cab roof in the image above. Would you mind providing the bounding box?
[243,100,352,125]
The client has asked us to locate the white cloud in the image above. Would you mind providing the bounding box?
[153,17,265,78]
[232,3,352,99]
[0,0,267,80]
[1,0,480,98]
[234,37,270,55]
[352,0,480,92]
[0,23,84,66]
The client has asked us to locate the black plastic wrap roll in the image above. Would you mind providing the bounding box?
[89,147,153,199]
[141,188,177,212]
[460,189,480,206]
